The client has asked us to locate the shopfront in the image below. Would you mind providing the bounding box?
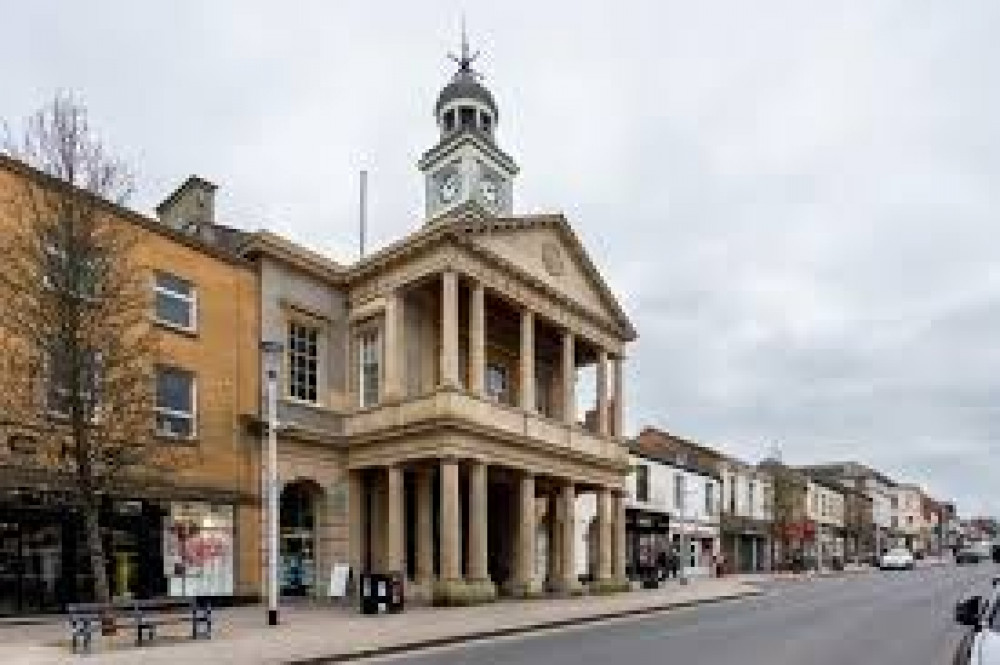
[0,489,236,616]
[625,509,670,579]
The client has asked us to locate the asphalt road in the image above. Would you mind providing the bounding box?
[374,564,999,665]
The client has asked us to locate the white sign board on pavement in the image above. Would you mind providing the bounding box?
[329,563,350,598]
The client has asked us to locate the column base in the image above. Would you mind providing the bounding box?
[548,578,586,597]
[407,579,436,605]
[589,577,631,595]
[504,579,545,599]
[433,579,498,606]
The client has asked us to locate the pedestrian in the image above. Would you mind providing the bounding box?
[656,549,668,581]
[668,548,680,579]
[715,553,726,578]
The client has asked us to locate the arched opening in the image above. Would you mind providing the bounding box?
[279,479,323,597]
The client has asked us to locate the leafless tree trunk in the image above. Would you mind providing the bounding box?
[0,94,179,608]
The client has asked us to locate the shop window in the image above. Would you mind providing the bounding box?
[635,465,649,502]
[165,503,234,597]
[359,330,380,408]
[155,366,196,439]
[287,321,320,403]
[154,272,197,332]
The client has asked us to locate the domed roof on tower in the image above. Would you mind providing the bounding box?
[434,22,499,137]
[419,22,518,222]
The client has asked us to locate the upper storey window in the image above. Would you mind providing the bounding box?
[635,464,649,503]
[154,272,196,332]
[486,363,509,404]
[287,321,320,403]
[359,330,380,408]
[156,365,196,439]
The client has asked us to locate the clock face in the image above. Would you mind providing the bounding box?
[438,171,461,204]
[479,178,501,208]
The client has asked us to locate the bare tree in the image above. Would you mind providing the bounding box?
[0,94,179,608]
[764,461,804,571]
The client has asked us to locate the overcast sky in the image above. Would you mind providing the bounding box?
[3,0,998,517]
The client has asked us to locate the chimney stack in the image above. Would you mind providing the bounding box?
[155,175,218,236]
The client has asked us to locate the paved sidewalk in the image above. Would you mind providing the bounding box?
[0,578,759,665]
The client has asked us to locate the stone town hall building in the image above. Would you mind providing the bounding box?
[243,42,638,604]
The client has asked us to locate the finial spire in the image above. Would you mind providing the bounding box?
[449,15,481,77]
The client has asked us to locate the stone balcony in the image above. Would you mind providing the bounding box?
[345,389,628,467]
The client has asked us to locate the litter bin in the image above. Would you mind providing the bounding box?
[359,572,405,615]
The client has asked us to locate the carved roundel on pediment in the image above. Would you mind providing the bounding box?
[541,242,565,277]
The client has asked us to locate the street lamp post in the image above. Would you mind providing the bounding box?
[261,340,283,626]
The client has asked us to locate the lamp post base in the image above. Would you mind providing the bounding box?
[268,609,279,626]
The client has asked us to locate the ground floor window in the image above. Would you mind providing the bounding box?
[164,502,234,597]
[0,496,182,616]
[280,482,317,596]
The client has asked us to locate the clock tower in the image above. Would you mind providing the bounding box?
[418,28,518,222]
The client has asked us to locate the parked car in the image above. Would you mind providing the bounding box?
[958,543,993,565]
[954,578,1000,664]
[879,548,915,570]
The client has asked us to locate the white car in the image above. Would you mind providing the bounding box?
[955,578,1000,664]
[879,548,915,570]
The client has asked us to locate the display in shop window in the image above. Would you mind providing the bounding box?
[163,502,233,597]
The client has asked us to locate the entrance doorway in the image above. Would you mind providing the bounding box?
[280,480,321,597]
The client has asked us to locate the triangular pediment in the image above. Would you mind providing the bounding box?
[458,215,636,340]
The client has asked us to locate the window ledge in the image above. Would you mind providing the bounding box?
[154,319,199,339]
[281,396,336,413]
[154,433,200,446]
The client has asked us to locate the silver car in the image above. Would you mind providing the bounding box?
[955,577,1000,664]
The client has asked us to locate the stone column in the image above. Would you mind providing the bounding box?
[558,481,578,591]
[468,461,489,584]
[596,350,609,436]
[386,465,404,575]
[519,310,535,412]
[440,458,461,583]
[369,473,386,571]
[440,271,460,388]
[348,469,366,581]
[596,488,613,580]
[514,471,537,595]
[383,290,404,402]
[613,355,624,437]
[613,490,628,582]
[547,492,562,586]
[415,467,434,585]
[562,331,575,425]
[469,281,486,397]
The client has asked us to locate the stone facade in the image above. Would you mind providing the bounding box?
[0,156,261,607]
[243,213,635,605]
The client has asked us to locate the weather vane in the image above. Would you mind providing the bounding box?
[448,16,482,78]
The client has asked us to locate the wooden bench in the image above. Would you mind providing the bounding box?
[67,597,212,654]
